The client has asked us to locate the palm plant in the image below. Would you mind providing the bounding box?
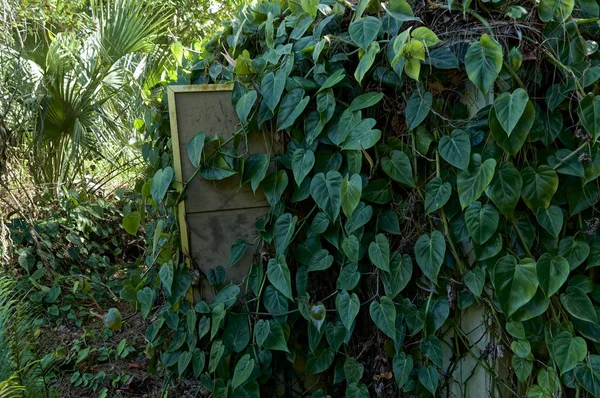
[0,0,171,193]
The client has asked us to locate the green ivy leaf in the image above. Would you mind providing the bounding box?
[235,90,257,124]
[342,235,360,264]
[349,16,381,50]
[457,155,496,209]
[393,352,413,389]
[208,340,225,373]
[383,0,418,22]
[560,287,598,324]
[326,319,346,351]
[159,263,174,296]
[368,233,391,272]
[486,162,522,217]
[261,71,286,112]
[574,355,600,396]
[421,335,443,367]
[493,88,529,136]
[490,101,535,156]
[137,287,155,320]
[192,349,205,377]
[355,41,380,85]
[342,119,382,150]
[464,34,503,94]
[405,91,432,130]
[122,211,141,236]
[177,350,193,376]
[382,253,412,298]
[349,92,385,112]
[254,319,270,347]
[307,347,335,374]
[337,263,361,291]
[464,267,485,297]
[228,238,247,267]
[277,89,310,131]
[438,129,471,170]
[267,256,293,300]
[336,290,360,331]
[536,205,563,238]
[558,237,590,270]
[369,296,396,339]
[274,213,297,255]
[536,253,569,299]
[553,331,587,375]
[308,249,334,272]
[414,231,445,284]
[539,0,575,22]
[493,255,538,318]
[310,171,343,221]
[578,94,600,141]
[521,166,559,214]
[465,201,499,244]
[263,319,290,352]
[513,354,534,382]
[317,68,346,94]
[291,149,315,186]
[263,170,288,206]
[151,167,173,204]
[345,202,373,233]
[344,357,365,384]
[341,174,362,218]
[418,365,439,395]
[243,153,270,193]
[232,354,255,391]
[425,177,452,214]
[382,150,415,187]
[187,132,206,168]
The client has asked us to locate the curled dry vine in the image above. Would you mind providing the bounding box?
[129,0,600,396]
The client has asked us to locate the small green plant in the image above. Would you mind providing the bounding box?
[133,0,600,396]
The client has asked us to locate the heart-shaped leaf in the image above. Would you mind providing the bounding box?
[405,91,432,130]
[414,230,446,284]
[438,129,471,170]
[465,201,499,244]
[486,162,522,217]
[336,290,360,331]
[369,296,396,339]
[418,365,439,395]
[490,100,535,156]
[369,233,390,272]
[232,354,255,390]
[349,16,381,50]
[393,352,413,390]
[464,267,485,297]
[553,331,587,375]
[274,213,297,255]
[536,253,569,298]
[382,253,412,298]
[536,205,563,238]
[291,148,315,186]
[310,171,343,221]
[382,150,415,187]
[457,155,496,209]
[578,94,600,141]
[521,166,559,214]
[188,132,206,168]
[493,88,529,136]
[267,256,293,300]
[341,174,362,218]
[425,177,452,214]
[464,34,503,94]
[493,255,538,318]
[151,167,173,204]
[560,287,598,324]
[539,0,575,22]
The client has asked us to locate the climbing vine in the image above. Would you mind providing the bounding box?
[128,0,600,396]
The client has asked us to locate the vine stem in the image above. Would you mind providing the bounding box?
[541,48,586,99]
[513,221,534,258]
[551,142,588,170]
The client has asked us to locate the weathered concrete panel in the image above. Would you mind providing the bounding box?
[168,85,274,300]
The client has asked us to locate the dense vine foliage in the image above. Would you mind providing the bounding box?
[131,0,600,396]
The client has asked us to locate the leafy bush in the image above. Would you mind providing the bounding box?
[133,0,600,396]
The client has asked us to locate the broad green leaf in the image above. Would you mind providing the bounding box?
[414,231,446,284]
[159,263,174,296]
[412,27,440,47]
[267,256,293,300]
[232,354,255,390]
[345,202,373,233]
[513,354,534,382]
[536,205,563,238]
[349,16,382,50]
[344,357,365,384]
[560,287,598,324]
[336,290,360,331]
[337,263,361,290]
[177,350,193,376]
[465,34,503,94]
[264,170,288,206]
[263,320,290,352]
[308,249,334,272]
[354,41,380,85]
[342,119,382,150]
[438,129,471,170]
[490,101,535,156]
[457,155,496,209]
[369,296,396,339]
[382,0,418,22]
[539,0,575,22]
[228,238,247,267]
[418,365,439,395]
[425,177,452,214]
[381,150,415,187]
[137,287,155,319]
[291,149,315,186]
[317,68,346,93]
[521,166,559,214]
[310,171,343,221]
[548,148,585,177]
[326,319,346,351]
[536,253,569,298]
[574,355,600,396]
[342,235,360,263]
[331,109,361,146]
[236,90,257,124]
[208,340,225,373]
[345,383,369,398]
[264,285,288,318]
[310,212,330,234]
[464,267,485,297]
[362,179,393,203]
[369,234,390,272]
[341,174,362,218]
[151,167,173,204]
[254,319,270,347]
[393,352,413,389]
[307,347,335,374]
[578,94,600,141]
[493,88,529,136]
[277,89,310,131]
[405,91,432,130]
[493,255,538,318]
[382,254,412,298]
[211,303,226,340]
[379,209,400,234]
[192,349,205,377]
[349,92,385,112]
[421,335,443,367]
[465,201,499,244]
[188,133,206,168]
[558,237,590,270]
[274,213,297,255]
[553,331,586,374]
[568,181,600,216]
[309,302,327,331]
[261,71,286,112]
[123,211,140,236]
[243,153,270,193]
[486,162,522,217]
